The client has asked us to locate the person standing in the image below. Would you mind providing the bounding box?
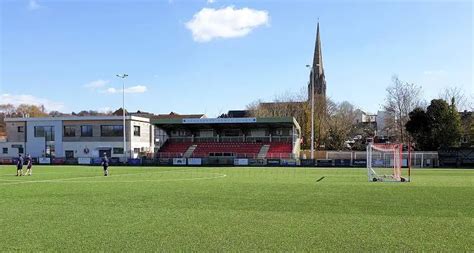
[24,154,33,176]
[16,154,24,176]
[101,153,109,176]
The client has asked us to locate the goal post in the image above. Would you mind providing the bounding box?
[367,143,410,182]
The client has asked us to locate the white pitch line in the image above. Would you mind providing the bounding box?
[0,170,224,186]
[45,173,228,183]
[0,168,189,178]
[0,168,190,176]
[0,173,145,186]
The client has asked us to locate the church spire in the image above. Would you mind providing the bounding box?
[312,21,324,77]
[308,21,326,101]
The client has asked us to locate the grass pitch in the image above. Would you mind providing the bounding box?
[0,165,472,251]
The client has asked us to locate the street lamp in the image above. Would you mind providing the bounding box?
[306,64,315,160]
[116,74,128,160]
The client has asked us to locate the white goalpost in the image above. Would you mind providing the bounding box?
[367,143,411,182]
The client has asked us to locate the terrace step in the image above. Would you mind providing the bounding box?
[257,145,270,159]
[183,145,197,158]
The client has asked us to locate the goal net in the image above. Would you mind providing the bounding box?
[367,143,410,182]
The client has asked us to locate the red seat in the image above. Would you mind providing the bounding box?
[157,142,192,157]
[266,143,292,158]
[192,142,262,158]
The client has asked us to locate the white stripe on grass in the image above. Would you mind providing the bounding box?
[0,170,226,186]
[44,173,227,183]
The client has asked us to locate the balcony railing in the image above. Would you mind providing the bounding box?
[156,152,295,159]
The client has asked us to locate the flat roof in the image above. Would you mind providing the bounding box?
[5,115,150,123]
[152,117,300,130]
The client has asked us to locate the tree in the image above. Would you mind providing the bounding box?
[0,104,16,115]
[325,101,358,150]
[71,110,112,116]
[49,111,68,117]
[14,104,48,117]
[427,99,462,148]
[406,99,462,150]
[439,86,468,111]
[0,104,48,137]
[0,104,15,137]
[383,75,423,143]
[405,107,432,150]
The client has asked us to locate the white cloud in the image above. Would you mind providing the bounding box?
[84,79,110,89]
[423,70,447,76]
[105,87,118,94]
[207,0,215,3]
[28,0,41,10]
[104,85,148,94]
[185,6,270,42]
[0,94,65,112]
[125,85,147,93]
[85,80,146,95]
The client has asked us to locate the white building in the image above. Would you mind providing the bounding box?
[354,109,377,124]
[0,116,154,159]
[375,111,388,137]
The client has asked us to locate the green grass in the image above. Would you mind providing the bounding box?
[0,165,472,251]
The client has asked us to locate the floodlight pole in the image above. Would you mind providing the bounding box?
[306,65,315,160]
[116,74,128,160]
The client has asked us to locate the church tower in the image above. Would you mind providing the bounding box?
[308,22,326,101]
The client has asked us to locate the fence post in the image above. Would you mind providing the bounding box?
[421,153,424,168]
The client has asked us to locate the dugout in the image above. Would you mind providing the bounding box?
[438,147,474,167]
[152,117,301,165]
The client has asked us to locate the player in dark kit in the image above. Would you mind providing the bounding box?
[101,153,109,176]
[16,154,24,176]
[24,154,33,176]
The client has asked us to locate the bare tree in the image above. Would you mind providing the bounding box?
[15,104,48,117]
[325,101,358,150]
[439,86,469,111]
[0,104,16,137]
[383,75,423,143]
[0,104,49,137]
[0,104,16,115]
[49,111,68,117]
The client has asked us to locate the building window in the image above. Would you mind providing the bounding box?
[64,126,76,137]
[101,125,123,137]
[134,126,140,136]
[113,147,124,154]
[17,126,24,133]
[65,150,74,159]
[2,148,7,154]
[171,130,186,136]
[34,126,54,141]
[133,148,140,154]
[45,145,54,157]
[18,147,24,154]
[223,129,240,136]
[275,129,283,136]
[34,126,45,137]
[81,125,93,137]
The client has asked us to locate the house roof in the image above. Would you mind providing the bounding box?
[152,112,205,120]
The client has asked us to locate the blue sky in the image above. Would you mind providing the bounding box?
[1,0,472,116]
